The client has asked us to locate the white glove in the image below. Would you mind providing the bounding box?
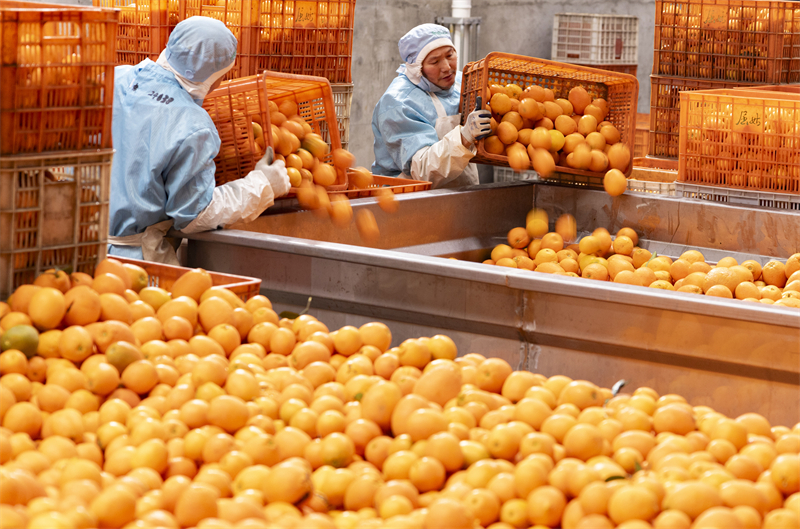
[255,148,291,198]
[461,109,492,144]
[183,164,281,234]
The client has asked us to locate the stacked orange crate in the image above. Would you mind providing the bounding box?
[247,0,356,84]
[95,0,357,84]
[91,0,175,66]
[93,0,249,81]
[678,87,800,196]
[646,0,800,169]
[634,112,649,158]
[0,1,117,297]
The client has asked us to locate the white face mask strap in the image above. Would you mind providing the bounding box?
[156,51,234,101]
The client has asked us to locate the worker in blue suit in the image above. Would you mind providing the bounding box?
[371,24,491,189]
[107,16,289,264]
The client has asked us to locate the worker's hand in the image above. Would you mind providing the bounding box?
[255,150,290,198]
[461,109,492,145]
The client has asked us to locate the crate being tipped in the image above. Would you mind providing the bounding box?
[653,0,800,84]
[203,71,346,195]
[679,87,800,193]
[460,52,639,179]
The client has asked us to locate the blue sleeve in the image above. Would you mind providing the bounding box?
[376,103,441,175]
[163,128,219,230]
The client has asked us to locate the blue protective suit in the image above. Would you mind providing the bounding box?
[107,59,219,261]
[371,70,463,178]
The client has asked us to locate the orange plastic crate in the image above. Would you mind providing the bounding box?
[248,0,356,83]
[634,112,649,158]
[178,0,254,81]
[93,0,252,81]
[203,75,270,186]
[460,52,639,177]
[327,174,432,199]
[92,0,175,66]
[0,1,118,155]
[734,84,800,93]
[648,75,758,159]
[115,257,261,301]
[0,150,112,299]
[678,88,800,193]
[261,70,346,195]
[204,71,346,193]
[589,63,638,77]
[653,0,800,84]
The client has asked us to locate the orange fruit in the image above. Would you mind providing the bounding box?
[507,227,531,249]
[0,350,28,376]
[563,423,604,461]
[130,316,162,344]
[763,509,800,529]
[527,485,567,527]
[2,401,42,436]
[413,364,461,406]
[397,339,430,369]
[162,316,194,341]
[263,462,312,504]
[405,408,448,442]
[90,484,137,528]
[8,285,41,314]
[28,287,66,331]
[121,360,158,395]
[356,322,391,353]
[476,358,513,393]
[157,296,199,328]
[603,169,627,197]
[198,296,233,333]
[426,498,474,529]
[771,454,800,495]
[92,273,127,296]
[653,404,695,435]
[33,269,71,292]
[663,480,723,519]
[762,261,787,288]
[58,325,95,363]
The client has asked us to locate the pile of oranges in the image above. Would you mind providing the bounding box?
[483,210,800,309]
[0,258,799,529]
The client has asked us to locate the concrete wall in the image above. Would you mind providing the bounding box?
[349,0,656,169]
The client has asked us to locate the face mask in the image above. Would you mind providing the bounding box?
[156,51,234,104]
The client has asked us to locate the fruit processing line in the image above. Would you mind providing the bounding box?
[178,182,800,425]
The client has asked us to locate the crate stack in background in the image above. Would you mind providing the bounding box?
[0,0,117,298]
[93,0,356,152]
[675,84,800,209]
[645,0,800,170]
[551,14,640,77]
